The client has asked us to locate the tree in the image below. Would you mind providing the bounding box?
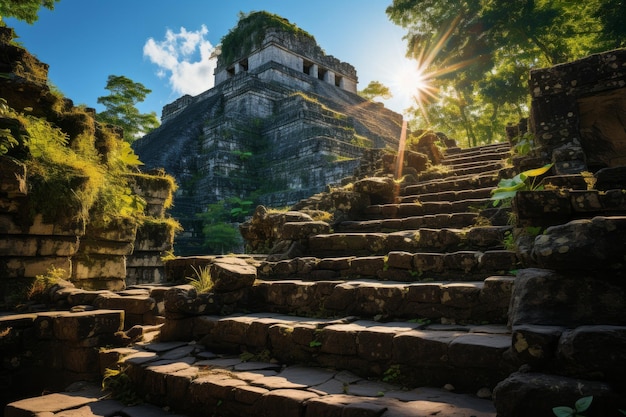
[0,0,60,24]
[196,197,250,254]
[359,81,392,101]
[387,0,623,146]
[96,75,160,143]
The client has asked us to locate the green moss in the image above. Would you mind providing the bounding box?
[220,11,315,67]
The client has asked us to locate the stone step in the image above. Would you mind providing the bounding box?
[441,159,507,173]
[150,313,514,395]
[96,341,500,417]
[247,276,515,323]
[259,250,517,282]
[403,169,508,195]
[400,187,494,203]
[418,164,505,182]
[307,226,511,256]
[364,198,494,219]
[337,212,481,232]
[442,150,511,166]
[444,143,510,157]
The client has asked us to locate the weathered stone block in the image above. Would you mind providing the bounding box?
[413,253,444,273]
[480,276,515,309]
[348,256,384,277]
[318,323,358,355]
[34,311,70,339]
[3,256,72,278]
[479,250,519,272]
[418,228,462,251]
[493,371,624,417]
[280,221,330,240]
[357,325,408,361]
[39,236,80,256]
[85,217,137,243]
[353,177,396,205]
[508,268,626,327]
[134,220,176,251]
[53,310,123,341]
[404,283,441,304]
[466,226,510,248]
[93,293,156,315]
[385,231,421,252]
[557,325,626,381]
[256,389,318,417]
[511,324,564,365]
[61,344,100,373]
[0,236,38,256]
[355,284,405,315]
[165,366,200,406]
[78,238,133,256]
[440,283,482,308]
[532,216,626,271]
[315,257,352,271]
[209,257,257,293]
[393,329,461,365]
[268,323,312,363]
[514,189,572,227]
[448,333,510,368]
[72,255,126,280]
[0,213,85,236]
[443,251,480,273]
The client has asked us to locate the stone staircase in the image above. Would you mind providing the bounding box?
[6,141,626,417]
[102,142,518,416]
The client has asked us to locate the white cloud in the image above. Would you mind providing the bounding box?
[143,25,217,96]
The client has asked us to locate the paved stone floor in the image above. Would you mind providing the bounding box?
[6,339,497,417]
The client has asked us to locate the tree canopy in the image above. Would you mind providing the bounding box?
[96,75,160,143]
[0,0,60,24]
[387,0,626,147]
[359,81,393,101]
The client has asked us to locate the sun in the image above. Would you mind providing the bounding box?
[390,58,439,122]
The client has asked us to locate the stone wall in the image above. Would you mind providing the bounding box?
[215,28,358,94]
[0,157,177,295]
[529,48,626,174]
[0,309,124,407]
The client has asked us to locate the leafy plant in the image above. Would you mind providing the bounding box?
[187,265,215,293]
[491,163,553,207]
[0,99,19,155]
[512,132,535,157]
[102,366,142,405]
[27,266,68,301]
[382,364,401,382]
[553,396,593,417]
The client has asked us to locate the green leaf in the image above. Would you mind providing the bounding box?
[522,163,553,177]
[118,141,144,166]
[574,396,593,412]
[491,190,518,200]
[552,406,575,417]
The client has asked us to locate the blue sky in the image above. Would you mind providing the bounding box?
[6,0,421,119]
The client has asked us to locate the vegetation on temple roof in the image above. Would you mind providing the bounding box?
[220,11,316,68]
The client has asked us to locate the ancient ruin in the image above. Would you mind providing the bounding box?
[132,12,403,255]
[2,12,626,417]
